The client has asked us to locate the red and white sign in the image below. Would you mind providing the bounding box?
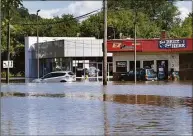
[107,38,192,53]
[107,41,142,52]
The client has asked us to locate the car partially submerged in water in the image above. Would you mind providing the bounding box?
[120,68,157,81]
[32,71,76,83]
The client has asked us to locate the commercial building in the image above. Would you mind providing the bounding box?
[107,38,193,80]
[25,36,192,81]
[25,37,113,80]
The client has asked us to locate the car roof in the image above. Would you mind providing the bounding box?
[50,71,73,73]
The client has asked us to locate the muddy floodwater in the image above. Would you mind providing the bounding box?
[1,81,192,135]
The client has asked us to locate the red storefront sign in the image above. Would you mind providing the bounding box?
[107,38,193,53]
[107,40,142,52]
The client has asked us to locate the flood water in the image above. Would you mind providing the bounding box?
[1,81,192,135]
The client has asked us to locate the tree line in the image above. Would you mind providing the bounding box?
[1,0,192,76]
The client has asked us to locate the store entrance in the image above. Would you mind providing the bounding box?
[156,60,168,80]
[143,60,154,69]
[129,61,140,71]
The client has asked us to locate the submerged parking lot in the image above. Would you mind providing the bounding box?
[1,81,192,135]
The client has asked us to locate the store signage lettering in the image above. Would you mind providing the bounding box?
[159,40,186,49]
[116,61,127,67]
[120,43,141,50]
[120,45,134,50]
[112,43,122,48]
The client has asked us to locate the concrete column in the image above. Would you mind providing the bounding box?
[154,60,157,72]
[127,60,130,72]
[140,60,143,68]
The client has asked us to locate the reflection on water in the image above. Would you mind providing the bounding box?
[105,94,193,108]
[1,81,192,97]
[1,82,192,135]
[1,97,104,135]
[1,95,192,135]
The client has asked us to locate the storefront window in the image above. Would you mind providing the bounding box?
[129,61,140,70]
[62,58,71,71]
[116,61,127,72]
[108,63,113,76]
[143,60,154,69]
[97,63,103,76]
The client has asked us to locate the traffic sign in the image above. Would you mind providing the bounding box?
[3,60,13,68]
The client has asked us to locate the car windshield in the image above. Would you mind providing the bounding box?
[42,73,52,79]
[68,72,74,75]
[147,69,155,75]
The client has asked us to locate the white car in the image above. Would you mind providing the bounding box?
[32,71,76,83]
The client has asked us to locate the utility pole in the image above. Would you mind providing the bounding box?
[134,8,137,84]
[36,10,40,78]
[6,10,10,84]
[103,0,107,85]
[0,1,1,85]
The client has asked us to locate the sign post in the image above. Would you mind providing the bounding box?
[3,60,13,84]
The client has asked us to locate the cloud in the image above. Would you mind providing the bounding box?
[27,1,192,21]
[28,1,102,19]
[38,9,60,19]
[178,7,190,20]
[62,1,102,17]
[175,1,192,20]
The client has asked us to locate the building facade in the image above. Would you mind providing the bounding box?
[25,37,113,81]
[107,38,193,80]
[25,37,193,81]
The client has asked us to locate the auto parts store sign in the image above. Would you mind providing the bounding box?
[108,41,142,52]
[159,39,186,49]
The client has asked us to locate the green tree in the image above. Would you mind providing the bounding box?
[1,0,23,74]
[80,13,103,38]
[107,0,181,31]
[169,13,192,38]
[180,14,192,38]
[47,14,80,37]
[80,9,161,39]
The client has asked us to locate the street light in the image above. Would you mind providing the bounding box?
[113,7,137,83]
[134,8,137,84]
[36,9,40,78]
[6,9,11,83]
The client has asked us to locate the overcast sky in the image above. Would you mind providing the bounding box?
[23,1,192,20]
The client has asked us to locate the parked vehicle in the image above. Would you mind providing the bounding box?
[143,68,158,81]
[120,68,141,81]
[32,71,76,83]
[158,71,165,80]
[120,68,157,81]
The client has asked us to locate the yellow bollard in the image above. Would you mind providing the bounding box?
[85,75,88,80]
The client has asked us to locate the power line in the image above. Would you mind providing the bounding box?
[12,8,102,26]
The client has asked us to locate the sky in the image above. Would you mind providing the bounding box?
[22,1,192,20]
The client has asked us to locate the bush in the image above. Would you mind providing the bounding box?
[1,71,24,78]
[1,71,13,78]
